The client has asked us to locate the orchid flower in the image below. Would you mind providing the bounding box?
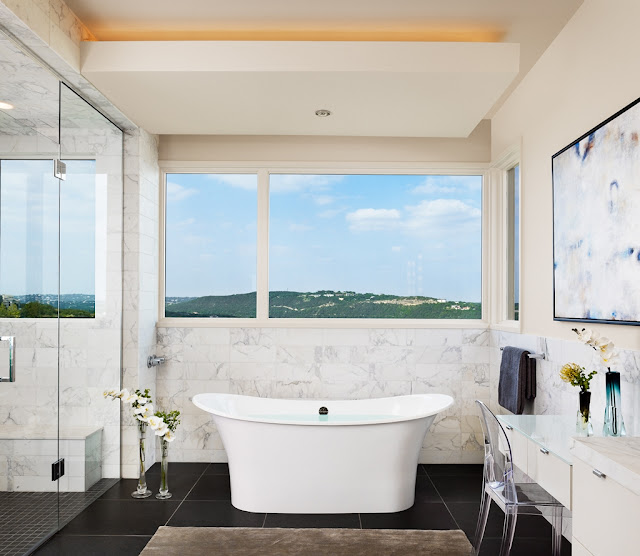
[146,415,164,429]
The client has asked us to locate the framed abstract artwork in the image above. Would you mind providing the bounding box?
[552,97,640,325]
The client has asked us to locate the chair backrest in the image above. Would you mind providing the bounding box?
[475,400,517,504]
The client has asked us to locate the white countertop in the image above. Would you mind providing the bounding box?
[497,414,586,464]
[570,436,640,496]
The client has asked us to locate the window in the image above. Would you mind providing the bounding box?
[164,173,257,318]
[506,165,520,321]
[0,159,96,318]
[269,174,482,319]
[162,170,484,321]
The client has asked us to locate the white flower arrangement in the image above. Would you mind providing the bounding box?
[573,327,619,368]
[104,388,180,442]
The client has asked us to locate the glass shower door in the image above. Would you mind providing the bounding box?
[0,31,61,554]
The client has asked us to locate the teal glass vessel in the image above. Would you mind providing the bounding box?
[603,371,626,437]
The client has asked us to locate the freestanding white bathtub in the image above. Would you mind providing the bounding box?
[192,392,454,514]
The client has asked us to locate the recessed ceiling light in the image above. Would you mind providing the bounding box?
[315,109,332,117]
[0,101,14,110]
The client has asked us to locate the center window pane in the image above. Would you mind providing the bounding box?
[269,174,482,319]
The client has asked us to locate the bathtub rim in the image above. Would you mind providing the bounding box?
[192,392,454,427]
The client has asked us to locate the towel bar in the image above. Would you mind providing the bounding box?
[499,347,545,360]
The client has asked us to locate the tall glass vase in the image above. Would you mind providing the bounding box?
[131,422,152,498]
[603,371,626,437]
[576,390,593,436]
[156,439,172,499]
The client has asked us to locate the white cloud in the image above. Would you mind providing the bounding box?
[411,175,482,196]
[344,199,480,236]
[175,217,195,229]
[289,223,313,232]
[391,246,404,253]
[167,182,198,201]
[405,199,481,236]
[346,208,401,231]
[270,174,344,194]
[312,195,335,206]
[318,207,346,219]
[208,174,257,190]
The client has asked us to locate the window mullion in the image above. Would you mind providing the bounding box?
[256,169,270,320]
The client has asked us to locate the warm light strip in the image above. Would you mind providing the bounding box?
[88,28,505,43]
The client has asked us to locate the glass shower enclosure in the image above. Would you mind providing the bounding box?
[0,30,123,554]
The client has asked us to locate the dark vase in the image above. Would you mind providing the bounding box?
[576,390,593,436]
[603,371,626,437]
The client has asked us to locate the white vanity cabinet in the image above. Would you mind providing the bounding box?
[571,442,640,556]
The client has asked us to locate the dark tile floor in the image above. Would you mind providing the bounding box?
[33,463,572,556]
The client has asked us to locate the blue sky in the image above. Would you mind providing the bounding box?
[1,159,95,296]
[166,173,482,301]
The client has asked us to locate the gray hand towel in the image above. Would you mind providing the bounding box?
[498,347,536,414]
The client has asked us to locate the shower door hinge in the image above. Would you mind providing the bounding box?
[53,159,66,180]
[52,458,65,481]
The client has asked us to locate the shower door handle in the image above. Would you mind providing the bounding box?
[0,336,15,382]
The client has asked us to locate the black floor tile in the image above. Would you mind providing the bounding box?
[477,535,572,556]
[204,463,230,475]
[264,513,360,529]
[414,475,444,504]
[429,474,484,502]
[33,534,151,556]
[360,501,458,530]
[447,500,552,540]
[99,476,200,502]
[424,464,484,477]
[147,462,210,475]
[417,465,427,476]
[186,474,232,500]
[167,500,265,527]
[59,500,180,536]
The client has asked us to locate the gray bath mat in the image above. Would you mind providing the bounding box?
[141,526,472,555]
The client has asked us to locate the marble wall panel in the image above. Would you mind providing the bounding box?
[156,327,491,464]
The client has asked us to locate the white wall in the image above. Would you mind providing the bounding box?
[158,119,491,163]
[491,0,640,351]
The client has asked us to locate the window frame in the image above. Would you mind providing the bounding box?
[158,161,491,328]
[489,146,522,331]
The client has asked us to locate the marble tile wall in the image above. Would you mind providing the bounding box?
[490,331,640,435]
[121,128,160,478]
[155,327,491,464]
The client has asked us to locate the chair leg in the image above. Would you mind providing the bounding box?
[499,506,517,556]
[472,490,491,555]
[551,506,563,556]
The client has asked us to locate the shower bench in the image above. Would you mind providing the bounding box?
[0,425,102,492]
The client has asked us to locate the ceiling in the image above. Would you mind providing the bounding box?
[65,0,584,137]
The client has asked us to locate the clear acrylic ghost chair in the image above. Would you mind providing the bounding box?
[472,401,564,556]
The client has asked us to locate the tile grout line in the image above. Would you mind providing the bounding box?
[425,471,466,533]
[358,513,362,529]
[262,513,268,528]
[164,464,211,526]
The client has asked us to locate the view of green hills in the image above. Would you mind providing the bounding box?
[165,291,481,319]
[0,294,95,318]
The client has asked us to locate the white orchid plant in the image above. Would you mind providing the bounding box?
[104,388,180,443]
[573,327,619,369]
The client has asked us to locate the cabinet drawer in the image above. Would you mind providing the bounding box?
[506,428,528,475]
[527,439,572,509]
[573,457,640,556]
